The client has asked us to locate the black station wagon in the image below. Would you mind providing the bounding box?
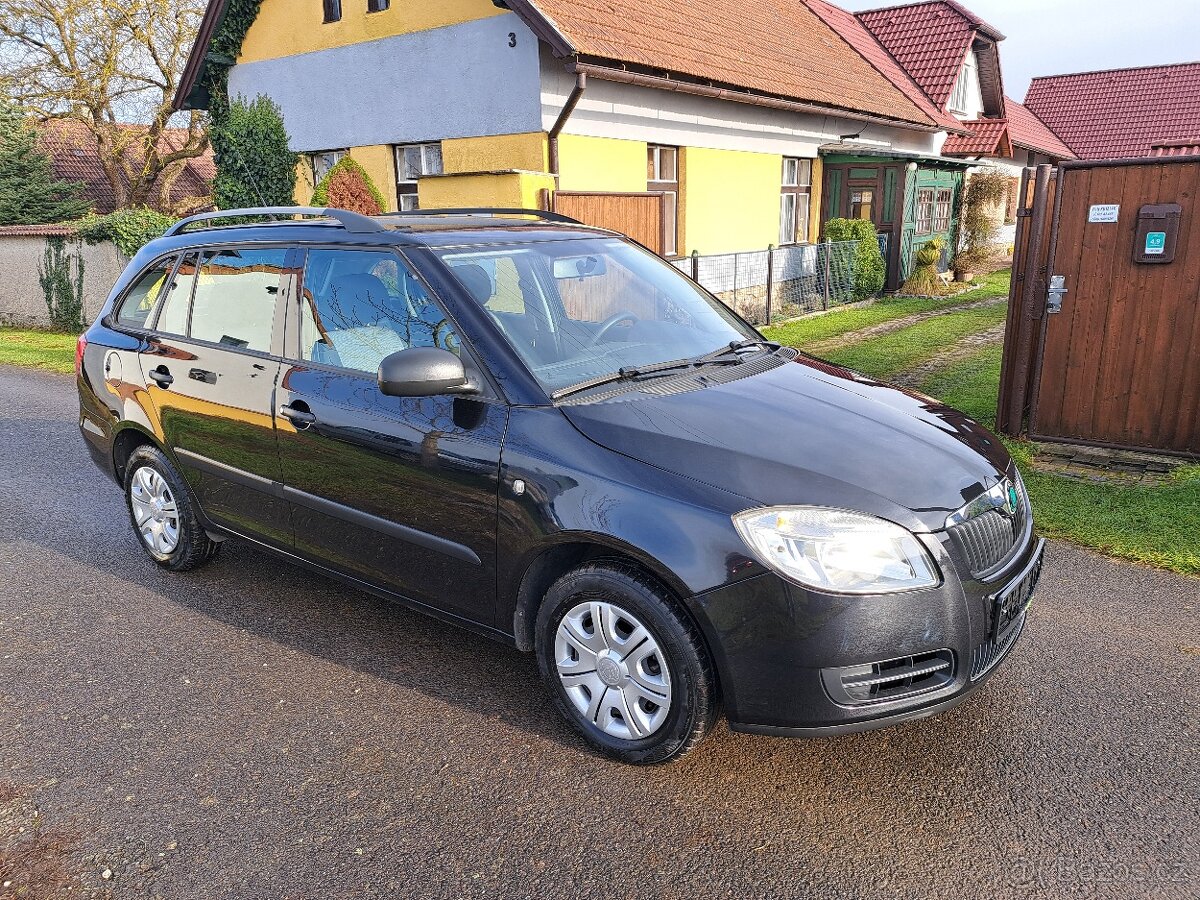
[76,206,1043,764]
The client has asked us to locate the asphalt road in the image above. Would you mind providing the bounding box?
[1,364,1197,900]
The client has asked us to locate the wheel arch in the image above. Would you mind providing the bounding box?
[111,423,167,484]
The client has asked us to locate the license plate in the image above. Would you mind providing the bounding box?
[990,539,1045,640]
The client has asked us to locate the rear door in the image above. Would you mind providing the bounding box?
[274,247,506,625]
[143,246,294,547]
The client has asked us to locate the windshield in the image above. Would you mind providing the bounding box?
[433,237,757,394]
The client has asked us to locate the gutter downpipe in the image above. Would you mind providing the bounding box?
[549,72,587,179]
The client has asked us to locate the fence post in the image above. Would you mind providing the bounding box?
[822,239,832,310]
[690,249,699,282]
[765,244,775,325]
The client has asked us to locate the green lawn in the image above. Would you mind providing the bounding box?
[0,328,77,374]
[763,269,1010,349]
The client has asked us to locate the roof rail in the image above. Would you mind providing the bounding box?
[163,206,385,237]
[388,208,581,225]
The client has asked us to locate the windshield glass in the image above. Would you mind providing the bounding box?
[433,238,757,394]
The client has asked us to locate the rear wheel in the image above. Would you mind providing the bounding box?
[535,562,718,764]
[123,445,221,572]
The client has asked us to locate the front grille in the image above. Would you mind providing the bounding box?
[971,610,1026,680]
[948,477,1030,577]
[823,649,956,706]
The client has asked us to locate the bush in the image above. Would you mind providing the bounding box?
[825,217,886,300]
[901,238,947,296]
[74,207,175,257]
[211,94,298,209]
[311,156,385,215]
[960,168,1009,260]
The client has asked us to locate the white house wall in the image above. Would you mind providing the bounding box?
[227,13,543,152]
[540,60,943,158]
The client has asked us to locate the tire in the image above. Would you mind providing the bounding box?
[535,561,718,765]
[123,444,222,572]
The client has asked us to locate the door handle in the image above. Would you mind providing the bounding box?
[279,403,317,428]
[188,368,218,384]
[148,367,173,388]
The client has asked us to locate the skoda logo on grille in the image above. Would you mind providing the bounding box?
[986,478,1019,518]
[1005,482,1020,516]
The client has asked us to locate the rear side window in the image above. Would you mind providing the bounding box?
[115,256,177,329]
[297,248,459,374]
[188,247,288,352]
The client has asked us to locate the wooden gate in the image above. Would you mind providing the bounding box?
[551,191,666,256]
[998,157,1200,455]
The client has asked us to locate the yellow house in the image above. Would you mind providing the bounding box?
[176,0,944,258]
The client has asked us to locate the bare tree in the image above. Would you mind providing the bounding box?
[0,0,209,213]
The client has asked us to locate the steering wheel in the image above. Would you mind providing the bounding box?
[589,311,640,347]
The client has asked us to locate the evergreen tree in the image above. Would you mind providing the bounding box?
[211,95,298,209]
[0,105,91,225]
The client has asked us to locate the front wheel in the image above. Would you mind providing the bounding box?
[535,562,718,764]
[123,445,221,572]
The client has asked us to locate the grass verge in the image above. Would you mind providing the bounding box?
[763,269,1010,348]
[0,328,77,374]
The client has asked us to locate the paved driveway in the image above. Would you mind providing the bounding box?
[1,365,1196,899]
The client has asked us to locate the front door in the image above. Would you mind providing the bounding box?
[143,246,292,546]
[275,247,506,625]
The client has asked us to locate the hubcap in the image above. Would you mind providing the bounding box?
[129,466,180,555]
[554,601,672,741]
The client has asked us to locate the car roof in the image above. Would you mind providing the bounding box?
[142,208,621,255]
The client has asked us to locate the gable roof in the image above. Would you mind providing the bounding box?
[800,0,964,132]
[941,118,1010,156]
[177,0,938,129]
[856,0,1003,110]
[1003,97,1074,159]
[1024,62,1200,160]
[38,119,215,215]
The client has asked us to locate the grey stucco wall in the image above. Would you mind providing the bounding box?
[228,13,542,152]
[0,236,127,329]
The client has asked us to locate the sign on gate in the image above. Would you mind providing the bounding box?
[1087,204,1120,223]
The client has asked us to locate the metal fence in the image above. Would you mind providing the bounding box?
[673,240,860,326]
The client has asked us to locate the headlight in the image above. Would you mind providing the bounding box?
[732,506,940,594]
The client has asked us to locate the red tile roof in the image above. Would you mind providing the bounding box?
[1003,97,1074,159]
[942,118,1010,156]
[1024,62,1200,160]
[855,0,1000,108]
[0,224,78,237]
[1151,141,1200,157]
[37,119,215,215]
[801,0,964,132]
[508,0,940,127]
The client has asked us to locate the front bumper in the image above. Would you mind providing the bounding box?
[691,529,1044,736]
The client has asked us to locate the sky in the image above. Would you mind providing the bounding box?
[837,0,1200,98]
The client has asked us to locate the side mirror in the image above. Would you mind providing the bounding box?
[377,347,477,397]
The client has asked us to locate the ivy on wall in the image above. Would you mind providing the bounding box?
[38,236,86,332]
[200,0,268,126]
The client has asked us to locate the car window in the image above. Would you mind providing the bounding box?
[154,251,197,337]
[115,256,177,329]
[435,238,754,393]
[297,248,460,374]
[188,247,287,352]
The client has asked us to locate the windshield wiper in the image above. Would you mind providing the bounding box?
[551,339,782,400]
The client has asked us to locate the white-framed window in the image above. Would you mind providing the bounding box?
[933,188,953,232]
[647,145,680,256]
[779,157,813,245]
[916,188,935,233]
[395,142,444,211]
[310,149,347,185]
[948,52,979,116]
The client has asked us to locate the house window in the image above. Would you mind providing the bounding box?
[933,188,953,232]
[915,188,936,233]
[395,142,443,210]
[647,145,679,256]
[948,52,978,116]
[323,0,342,23]
[779,157,813,245]
[367,0,389,10]
[850,189,875,223]
[310,149,347,185]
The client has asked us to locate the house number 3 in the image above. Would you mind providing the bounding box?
[508,32,517,47]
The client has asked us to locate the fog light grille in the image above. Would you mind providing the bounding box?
[822,649,955,706]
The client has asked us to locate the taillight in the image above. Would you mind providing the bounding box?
[75,334,87,377]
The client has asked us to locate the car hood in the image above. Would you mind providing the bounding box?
[559,354,1013,533]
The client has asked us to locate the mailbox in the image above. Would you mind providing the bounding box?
[1133,203,1181,264]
